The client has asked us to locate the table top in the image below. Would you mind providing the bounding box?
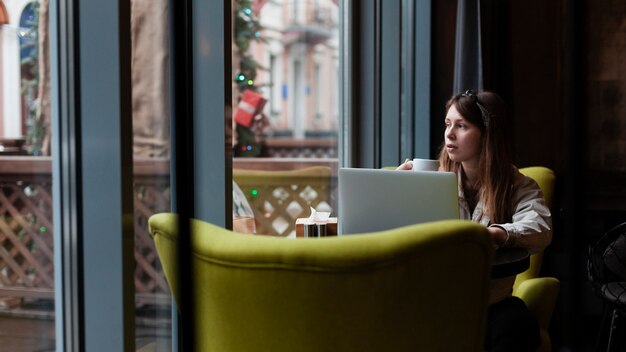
[491,248,530,278]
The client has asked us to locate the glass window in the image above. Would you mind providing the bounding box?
[232,0,341,237]
[130,0,172,350]
[0,0,55,349]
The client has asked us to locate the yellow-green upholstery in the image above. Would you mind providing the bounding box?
[515,167,556,288]
[514,167,559,352]
[149,213,494,352]
[515,278,560,352]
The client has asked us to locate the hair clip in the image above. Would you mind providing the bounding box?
[461,90,489,127]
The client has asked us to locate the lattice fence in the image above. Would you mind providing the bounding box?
[0,158,338,307]
[0,160,174,307]
[233,166,338,236]
[0,176,54,299]
[133,173,172,305]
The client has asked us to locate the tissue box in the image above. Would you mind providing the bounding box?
[295,217,338,237]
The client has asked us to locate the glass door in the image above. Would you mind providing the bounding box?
[130,0,172,350]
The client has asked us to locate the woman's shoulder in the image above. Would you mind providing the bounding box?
[511,165,541,185]
[510,166,543,198]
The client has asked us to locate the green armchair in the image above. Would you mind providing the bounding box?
[514,167,556,288]
[514,167,560,352]
[149,213,494,351]
[515,277,560,352]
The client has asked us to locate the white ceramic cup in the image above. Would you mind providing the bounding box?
[412,158,439,172]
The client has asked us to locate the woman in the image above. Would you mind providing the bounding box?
[398,90,552,351]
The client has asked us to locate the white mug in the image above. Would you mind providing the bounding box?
[412,158,439,172]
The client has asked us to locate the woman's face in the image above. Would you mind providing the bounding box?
[444,105,483,166]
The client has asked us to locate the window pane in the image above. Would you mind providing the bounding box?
[131,0,172,350]
[232,0,341,237]
[0,0,55,349]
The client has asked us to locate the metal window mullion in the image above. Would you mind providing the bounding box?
[78,0,135,349]
[353,0,403,168]
[350,0,432,167]
[191,0,231,227]
[401,0,415,160]
[53,0,84,350]
[379,0,402,167]
[339,0,353,167]
[413,0,432,158]
[170,0,195,350]
[373,0,382,168]
[168,0,232,349]
[53,0,135,350]
[353,0,378,168]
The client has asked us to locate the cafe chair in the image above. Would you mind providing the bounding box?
[514,166,558,349]
[515,277,560,352]
[514,166,556,289]
[588,222,626,352]
[149,213,494,352]
[512,166,559,352]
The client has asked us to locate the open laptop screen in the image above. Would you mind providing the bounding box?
[338,168,459,235]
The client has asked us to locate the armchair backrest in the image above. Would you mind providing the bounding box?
[519,167,555,209]
[514,167,556,291]
[149,213,494,352]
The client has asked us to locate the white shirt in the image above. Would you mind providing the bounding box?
[457,167,553,304]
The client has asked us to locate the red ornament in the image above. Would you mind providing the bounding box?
[234,90,267,128]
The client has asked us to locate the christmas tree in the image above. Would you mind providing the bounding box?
[233,0,267,157]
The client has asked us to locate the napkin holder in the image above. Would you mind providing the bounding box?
[295,218,338,237]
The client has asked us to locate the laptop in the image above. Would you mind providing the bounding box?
[338,168,459,235]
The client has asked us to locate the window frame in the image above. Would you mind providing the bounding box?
[347,0,432,168]
[51,0,432,349]
[52,0,135,350]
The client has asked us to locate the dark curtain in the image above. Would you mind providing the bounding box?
[453,0,483,93]
[453,0,511,97]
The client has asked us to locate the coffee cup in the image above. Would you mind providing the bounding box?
[412,158,439,172]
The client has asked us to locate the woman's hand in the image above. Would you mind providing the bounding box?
[487,226,509,247]
[396,158,413,171]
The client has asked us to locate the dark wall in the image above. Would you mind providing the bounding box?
[503,2,576,349]
[580,0,626,349]
[585,0,626,174]
[507,2,562,170]
[584,0,626,198]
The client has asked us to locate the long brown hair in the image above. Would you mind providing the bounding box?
[438,91,514,224]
